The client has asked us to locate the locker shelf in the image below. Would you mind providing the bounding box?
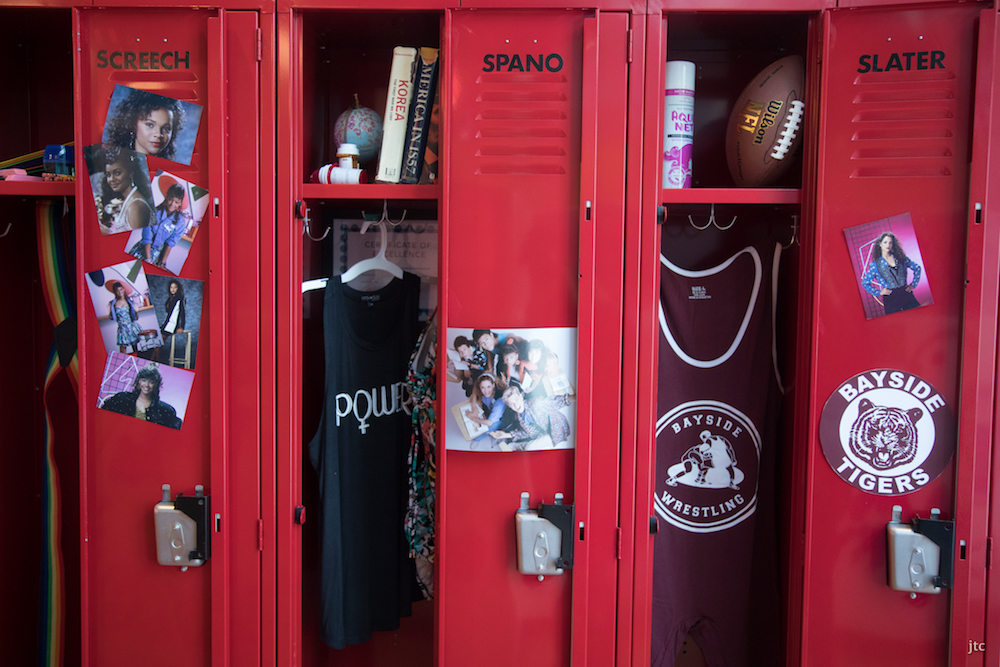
[0,180,75,197]
[660,187,800,205]
[301,182,439,201]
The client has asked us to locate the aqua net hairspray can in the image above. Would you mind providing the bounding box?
[663,60,695,189]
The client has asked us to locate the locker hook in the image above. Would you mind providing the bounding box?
[781,215,799,250]
[298,201,329,241]
[0,222,11,238]
[361,199,407,233]
[688,207,712,231]
[688,203,736,231]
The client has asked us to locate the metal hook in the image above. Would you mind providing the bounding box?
[689,203,736,231]
[713,203,737,230]
[378,199,407,227]
[781,214,799,250]
[0,222,11,238]
[688,209,712,230]
[361,200,408,234]
[298,201,329,241]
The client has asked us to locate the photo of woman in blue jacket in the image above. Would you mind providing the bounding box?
[862,231,922,314]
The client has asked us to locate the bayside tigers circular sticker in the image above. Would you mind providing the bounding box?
[818,369,956,496]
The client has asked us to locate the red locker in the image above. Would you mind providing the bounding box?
[70,6,272,666]
[5,0,1000,665]
[630,2,1000,667]
[275,3,636,665]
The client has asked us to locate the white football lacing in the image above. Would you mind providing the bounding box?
[770,100,805,160]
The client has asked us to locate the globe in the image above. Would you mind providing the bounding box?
[334,95,384,166]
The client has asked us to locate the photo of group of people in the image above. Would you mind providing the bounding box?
[84,84,206,261]
[83,84,207,431]
[445,326,577,452]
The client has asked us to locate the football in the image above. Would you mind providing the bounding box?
[725,55,805,188]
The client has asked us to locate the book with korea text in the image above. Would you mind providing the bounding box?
[375,46,418,183]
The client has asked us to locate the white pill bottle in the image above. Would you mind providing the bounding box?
[663,60,695,189]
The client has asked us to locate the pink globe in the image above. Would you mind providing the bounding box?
[334,95,383,166]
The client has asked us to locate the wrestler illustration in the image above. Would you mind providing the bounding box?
[664,430,744,490]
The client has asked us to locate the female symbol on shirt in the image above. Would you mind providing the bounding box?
[664,430,744,490]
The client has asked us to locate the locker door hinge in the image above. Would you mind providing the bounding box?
[626,28,633,64]
[616,527,622,559]
[257,519,264,551]
[256,27,263,62]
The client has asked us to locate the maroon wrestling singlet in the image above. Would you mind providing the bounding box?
[651,240,782,667]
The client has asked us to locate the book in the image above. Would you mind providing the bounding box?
[417,81,441,185]
[400,47,440,184]
[451,399,489,441]
[375,46,418,183]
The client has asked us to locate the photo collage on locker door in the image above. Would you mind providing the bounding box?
[84,84,206,430]
[444,326,578,452]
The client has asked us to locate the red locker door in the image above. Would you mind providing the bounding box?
[961,7,1000,667]
[442,8,631,665]
[803,3,983,665]
[74,8,265,665]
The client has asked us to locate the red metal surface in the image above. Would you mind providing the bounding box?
[623,14,663,667]
[782,13,825,667]
[802,4,982,665]
[275,10,304,666]
[958,8,1000,667]
[75,8,218,665]
[259,9,279,667]
[573,11,630,666]
[208,14,230,667]
[209,9,268,667]
[441,10,583,664]
[651,0,833,13]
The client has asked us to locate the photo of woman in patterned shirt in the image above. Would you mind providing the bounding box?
[862,231,922,314]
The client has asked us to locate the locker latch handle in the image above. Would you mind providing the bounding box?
[154,484,211,570]
[886,505,954,596]
[537,496,575,570]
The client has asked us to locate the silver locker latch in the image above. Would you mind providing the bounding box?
[886,505,955,597]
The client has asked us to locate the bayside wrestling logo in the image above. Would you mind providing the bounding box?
[819,369,955,496]
[654,401,760,533]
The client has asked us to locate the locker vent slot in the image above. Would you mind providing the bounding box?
[849,71,959,179]
[472,71,573,177]
[851,147,953,159]
[853,88,954,103]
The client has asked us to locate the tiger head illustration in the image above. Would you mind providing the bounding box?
[849,398,923,471]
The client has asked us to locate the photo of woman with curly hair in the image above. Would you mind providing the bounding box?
[102,85,204,166]
[845,213,933,320]
[100,363,182,429]
[97,353,193,431]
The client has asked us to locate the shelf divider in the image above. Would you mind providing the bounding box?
[660,187,800,205]
[0,181,76,198]
[301,183,439,201]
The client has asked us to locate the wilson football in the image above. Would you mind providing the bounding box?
[725,55,805,187]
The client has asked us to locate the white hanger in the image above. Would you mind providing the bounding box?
[339,221,403,283]
[301,201,407,293]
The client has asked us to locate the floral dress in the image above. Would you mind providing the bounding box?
[111,301,142,346]
[404,310,437,599]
